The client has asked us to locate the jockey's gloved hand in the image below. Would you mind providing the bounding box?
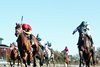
[72,31,75,35]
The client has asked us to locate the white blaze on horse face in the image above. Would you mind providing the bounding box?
[10,45,15,50]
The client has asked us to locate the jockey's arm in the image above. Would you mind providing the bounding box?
[25,31,32,35]
[72,27,78,35]
[86,24,90,30]
[23,30,32,35]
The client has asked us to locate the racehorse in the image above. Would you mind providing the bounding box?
[44,45,55,67]
[79,33,92,67]
[9,43,20,67]
[64,51,70,67]
[15,23,44,67]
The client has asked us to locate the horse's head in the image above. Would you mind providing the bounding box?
[10,42,17,50]
[15,23,22,37]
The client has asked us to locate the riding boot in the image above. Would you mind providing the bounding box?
[32,45,36,53]
[90,36,94,46]
[77,37,81,45]
[30,34,34,45]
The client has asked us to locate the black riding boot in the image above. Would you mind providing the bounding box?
[90,36,94,46]
[30,34,34,45]
[77,37,81,45]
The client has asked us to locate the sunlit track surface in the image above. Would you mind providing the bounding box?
[0,64,100,67]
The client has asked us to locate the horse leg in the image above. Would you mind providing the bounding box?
[27,52,31,66]
[79,50,83,67]
[65,64,68,67]
[23,59,27,67]
[64,61,68,67]
[91,49,95,65]
[17,57,20,66]
[86,60,90,67]
[36,55,44,67]
[13,60,16,66]
[47,60,50,67]
[39,59,42,67]
[40,58,44,66]
[40,53,44,67]
[33,56,36,67]
[9,59,13,67]
[52,59,55,67]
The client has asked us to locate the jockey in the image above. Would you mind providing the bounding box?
[72,21,94,49]
[36,34,46,51]
[64,46,69,55]
[22,23,33,45]
[72,21,87,46]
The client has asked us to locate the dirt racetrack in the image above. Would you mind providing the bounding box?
[0,64,100,67]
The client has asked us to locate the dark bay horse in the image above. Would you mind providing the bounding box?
[15,23,44,67]
[9,43,20,67]
[79,33,92,67]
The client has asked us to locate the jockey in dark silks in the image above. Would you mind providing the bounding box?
[72,21,95,64]
[72,21,94,49]
[64,46,69,55]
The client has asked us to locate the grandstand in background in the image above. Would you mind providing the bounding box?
[0,38,10,60]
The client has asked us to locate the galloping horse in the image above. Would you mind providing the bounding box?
[79,33,92,67]
[64,51,70,67]
[15,23,33,67]
[15,23,44,67]
[9,43,20,67]
[44,46,55,67]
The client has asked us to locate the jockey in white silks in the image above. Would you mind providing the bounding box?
[40,41,45,52]
[45,44,51,59]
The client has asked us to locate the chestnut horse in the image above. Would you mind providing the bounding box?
[15,23,44,67]
[9,43,20,67]
[79,33,92,67]
[64,52,70,67]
